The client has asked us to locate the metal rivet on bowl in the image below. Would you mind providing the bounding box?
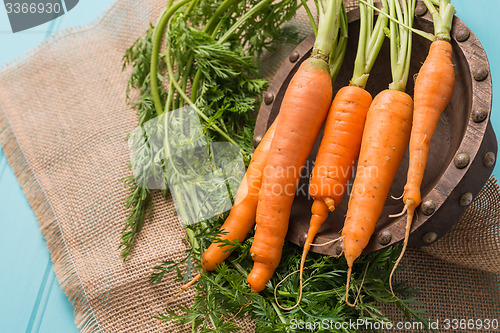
[421,200,436,216]
[454,153,470,169]
[264,92,274,105]
[471,107,488,123]
[460,192,473,206]
[484,152,496,167]
[378,230,392,246]
[289,51,300,63]
[415,1,427,16]
[335,243,343,256]
[456,28,470,42]
[253,135,263,147]
[298,232,307,247]
[473,66,489,81]
[422,232,438,244]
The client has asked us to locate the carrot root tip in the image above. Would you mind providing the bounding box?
[323,197,336,212]
[391,189,406,200]
[309,235,343,247]
[165,273,201,307]
[344,266,356,307]
[344,263,368,308]
[389,203,415,298]
[389,204,408,218]
[274,269,304,311]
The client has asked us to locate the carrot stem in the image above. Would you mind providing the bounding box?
[329,3,348,82]
[164,40,238,146]
[191,0,273,101]
[218,0,273,43]
[151,0,191,116]
[271,302,287,324]
[351,0,388,89]
[358,0,435,42]
[388,0,415,92]
[231,262,249,277]
[422,0,455,41]
[301,0,318,36]
[204,0,238,35]
[352,1,369,86]
[313,0,343,59]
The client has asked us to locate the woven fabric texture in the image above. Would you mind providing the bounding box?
[0,0,498,332]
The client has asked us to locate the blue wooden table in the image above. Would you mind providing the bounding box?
[0,1,115,332]
[0,1,499,332]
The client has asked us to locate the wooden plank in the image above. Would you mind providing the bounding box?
[26,259,55,332]
[455,0,500,177]
[0,149,59,331]
[39,272,79,333]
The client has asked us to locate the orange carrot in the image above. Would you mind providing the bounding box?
[272,0,390,310]
[342,0,415,306]
[401,40,454,247]
[247,0,345,293]
[309,86,373,209]
[403,40,454,217]
[390,0,456,295]
[247,58,333,292]
[342,90,413,305]
[201,118,278,271]
[342,90,413,268]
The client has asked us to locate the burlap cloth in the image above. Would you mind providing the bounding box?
[0,0,498,332]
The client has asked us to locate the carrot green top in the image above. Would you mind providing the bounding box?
[387,0,415,92]
[312,0,344,62]
[302,0,348,81]
[422,0,456,41]
[351,0,389,89]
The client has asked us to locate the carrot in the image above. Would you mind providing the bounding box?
[247,58,333,292]
[403,41,454,213]
[283,86,372,306]
[342,0,415,306]
[390,0,456,295]
[309,86,373,207]
[276,3,388,307]
[201,118,278,271]
[285,0,388,299]
[308,0,388,213]
[342,90,413,267]
[247,0,346,293]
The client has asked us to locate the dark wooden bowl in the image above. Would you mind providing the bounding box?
[253,4,497,256]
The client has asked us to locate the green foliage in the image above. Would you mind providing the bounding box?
[121,0,300,259]
[154,224,430,332]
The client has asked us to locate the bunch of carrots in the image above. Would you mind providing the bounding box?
[182,0,456,309]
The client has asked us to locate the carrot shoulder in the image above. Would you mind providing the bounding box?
[201,119,278,271]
